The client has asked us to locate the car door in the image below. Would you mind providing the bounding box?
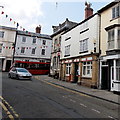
[11,68,17,78]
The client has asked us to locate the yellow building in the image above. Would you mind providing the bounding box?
[98,0,120,91]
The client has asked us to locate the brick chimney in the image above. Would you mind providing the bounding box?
[36,25,41,33]
[85,2,93,19]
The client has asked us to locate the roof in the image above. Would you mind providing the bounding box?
[0,25,17,31]
[17,30,52,40]
[62,13,98,35]
[98,0,120,13]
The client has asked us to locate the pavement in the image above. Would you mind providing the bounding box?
[33,75,120,105]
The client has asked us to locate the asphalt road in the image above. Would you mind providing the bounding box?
[1,72,119,119]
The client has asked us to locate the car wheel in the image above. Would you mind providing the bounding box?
[8,73,11,78]
[16,75,19,80]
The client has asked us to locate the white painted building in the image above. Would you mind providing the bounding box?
[60,13,100,88]
[0,26,17,71]
[14,30,52,63]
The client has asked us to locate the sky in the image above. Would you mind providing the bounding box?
[0,0,113,35]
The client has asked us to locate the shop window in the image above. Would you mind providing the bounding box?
[66,63,71,76]
[82,61,92,77]
[116,60,120,81]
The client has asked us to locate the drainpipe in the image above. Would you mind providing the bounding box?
[12,31,18,64]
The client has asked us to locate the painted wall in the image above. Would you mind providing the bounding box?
[100,4,120,56]
[61,14,100,59]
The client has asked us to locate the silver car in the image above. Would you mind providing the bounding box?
[8,67,32,80]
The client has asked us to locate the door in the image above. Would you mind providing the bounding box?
[101,66,109,89]
[75,63,79,83]
[6,60,11,71]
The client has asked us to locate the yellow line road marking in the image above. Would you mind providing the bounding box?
[0,102,14,120]
[0,96,19,118]
[41,80,90,97]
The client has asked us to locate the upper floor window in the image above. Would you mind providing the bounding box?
[42,40,46,45]
[41,49,45,55]
[112,5,120,19]
[33,38,36,44]
[118,29,120,49]
[22,37,26,43]
[0,43,3,53]
[32,48,36,54]
[21,47,25,53]
[108,29,115,49]
[65,45,70,56]
[80,38,88,53]
[0,31,4,38]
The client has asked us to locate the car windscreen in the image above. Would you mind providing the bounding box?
[17,69,28,73]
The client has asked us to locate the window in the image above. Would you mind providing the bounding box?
[66,63,71,75]
[82,61,92,77]
[21,47,25,53]
[108,29,114,49]
[22,37,26,42]
[41,49,45,55]
[0,43,3,53]
[80,38,88,52]
[53,56,57,69]
[65,45,70,56]
[112,5,120,19]
[42,40,46,45]
[116,60,120,81]
[33,38,36,44]
[0,31,4,38]
[32,48,36,54]
[118,29,120,49]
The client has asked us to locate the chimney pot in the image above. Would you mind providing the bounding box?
[36,25,41,33]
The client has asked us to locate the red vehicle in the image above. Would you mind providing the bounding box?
[11,60,50,75]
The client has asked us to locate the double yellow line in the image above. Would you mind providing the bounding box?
[0,96,19,120]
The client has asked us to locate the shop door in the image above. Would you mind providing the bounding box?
[101,66,109,89]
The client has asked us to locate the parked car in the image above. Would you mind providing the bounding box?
[8,67,32,80]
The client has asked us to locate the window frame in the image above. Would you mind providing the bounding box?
[0,31,4,38]
[65,45,70,57]
[21,47,25,54]
[82,61,92,77]
[66,63,71,76]
[31,48,36,54]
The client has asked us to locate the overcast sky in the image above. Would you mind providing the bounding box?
[0,0,113,35]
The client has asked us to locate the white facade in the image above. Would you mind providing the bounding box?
[14,31,52,62]
[0,26,16,71]
[61,14,100,59]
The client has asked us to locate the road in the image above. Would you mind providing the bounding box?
[1,72,119,119]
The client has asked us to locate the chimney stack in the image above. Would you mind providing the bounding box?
[36,25,41,33]
[85,2,93,19]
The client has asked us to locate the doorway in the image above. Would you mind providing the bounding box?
[6,60,11,71]
[101,66,109,90]
[74,63,79,83]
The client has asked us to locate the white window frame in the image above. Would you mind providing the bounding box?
[82,61,92,77]
[66,63,71,76]
[108,29,115,50]
[22,36,26,43]
[31,48,36,54]
[80,38,88,52]
[33,37,36,44]
[21,47,25,54]
[0,31,4,38]
[112,5,120,19]
[0,44,2,53]
[65,45,70,56]
[41,49,45,55]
